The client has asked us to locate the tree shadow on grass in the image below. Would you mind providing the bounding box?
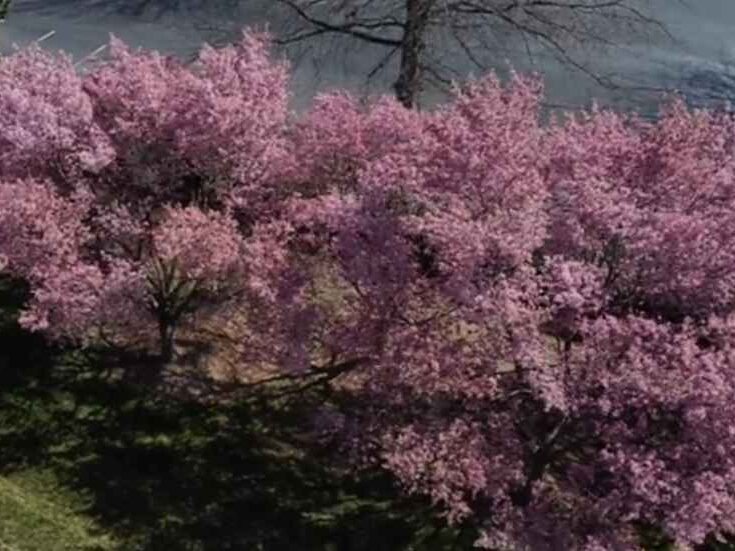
[0,279,476,551]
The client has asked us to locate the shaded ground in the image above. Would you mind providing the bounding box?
[0,279,476,551]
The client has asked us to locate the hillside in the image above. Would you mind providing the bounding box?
[0,470,115,550]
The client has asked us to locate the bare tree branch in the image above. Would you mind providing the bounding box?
[271,0,673,108]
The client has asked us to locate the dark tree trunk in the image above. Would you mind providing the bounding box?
[158,319,176,363]
[393,0,431,109]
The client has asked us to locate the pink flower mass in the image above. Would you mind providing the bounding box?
[3,30,735,550]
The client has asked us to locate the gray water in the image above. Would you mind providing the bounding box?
[1,0,734,116]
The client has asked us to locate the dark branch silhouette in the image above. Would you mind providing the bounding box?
[272,0,675,108]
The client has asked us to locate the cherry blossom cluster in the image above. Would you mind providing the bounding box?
[2,32,735,550]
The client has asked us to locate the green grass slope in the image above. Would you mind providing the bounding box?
[0,470,115,550]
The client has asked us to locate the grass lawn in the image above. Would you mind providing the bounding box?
[0,469,116,550]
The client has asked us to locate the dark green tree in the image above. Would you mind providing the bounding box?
[0,0,11,22]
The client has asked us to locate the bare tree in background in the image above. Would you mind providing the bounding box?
[272,0,673,108]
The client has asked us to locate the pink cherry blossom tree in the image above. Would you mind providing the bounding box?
[0,32,291,360]
[3,28,735,551]
[282,80,735,549]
